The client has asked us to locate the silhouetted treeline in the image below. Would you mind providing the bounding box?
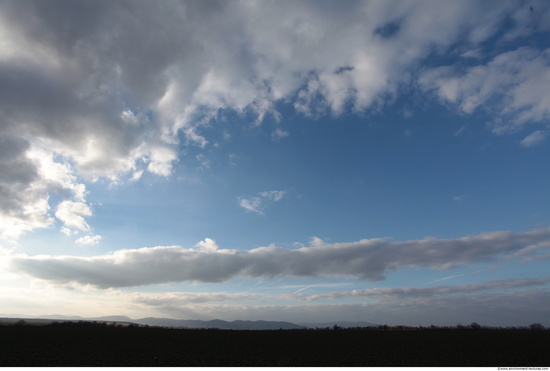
[7,319,547,331]
[324,322,550,331]
[48,320,147,328]
[308,322,547,331]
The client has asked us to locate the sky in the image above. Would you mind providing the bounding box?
[1,0,549,327]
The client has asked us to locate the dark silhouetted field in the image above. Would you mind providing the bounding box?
[1,322,548,366]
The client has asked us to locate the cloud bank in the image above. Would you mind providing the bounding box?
[286,277,550,301]
[1,0,550,240]
[125,286,550,325]
[10,228,550,288]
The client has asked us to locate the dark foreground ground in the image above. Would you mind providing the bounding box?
[1,324,549,366]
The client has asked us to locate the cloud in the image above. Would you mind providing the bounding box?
[123,289,550,326]
[271,128,289,141]
[286,277,550,301]
[3,283,548,326]
[1,0,549,240]
[238,197,264,215]
[54,199,101,243]
[55,201,93,233]
[0,136,51,239]
[75,234,102,246]
[123,291,262,306]
[520,129,548,147]
[419,46,550,134]
[195,237,219,251]
[259,190,286,201]
[0,137,88,239]
[279,282,353,294]
[195,154,211,171]
[238,190,286,214]
[9,228,550,288]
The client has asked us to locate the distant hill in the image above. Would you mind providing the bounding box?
[90,315,133,322]
[300,321,379,329]
[134,317,306,330]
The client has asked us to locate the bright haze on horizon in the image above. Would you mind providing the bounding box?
[0,0,549,327]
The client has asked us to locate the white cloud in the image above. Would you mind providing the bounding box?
[146,145,178,177]
[238,197,264,215]
[129,170,144,182]
[61,227,78,237]
[9,228,550,288]
[520,129,548,147]
[0,136,89,239]
[259,190,286,202]
[239,190,286,214]
[195,237,219,251]
[27,146,87,202]
[419,47,550,135]
[75,234,102,246]
[271,128,289,141]
[195,154,211,170]
[55,201,92,233]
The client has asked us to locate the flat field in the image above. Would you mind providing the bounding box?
[0,324,548,366]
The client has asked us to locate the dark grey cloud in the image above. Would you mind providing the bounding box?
[1,0,109,53]
[10,228,550,288]
[0,135,55,238]
[0,136,37,213]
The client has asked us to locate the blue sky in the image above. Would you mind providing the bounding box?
[1,0,549,326]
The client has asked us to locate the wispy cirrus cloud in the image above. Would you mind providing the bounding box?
[271,128,289,141]
[520,129,548,147]
[9,228,550,288]
[238,197,263,215]
[238,190,286,214]
[259,190,286,201]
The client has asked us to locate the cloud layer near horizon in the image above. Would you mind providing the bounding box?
[149,289,550,325]
[1,0,550,241]
[10,228,550,288]
[2,272,548,325]
[285,277,550,301]
[128,278,550,325]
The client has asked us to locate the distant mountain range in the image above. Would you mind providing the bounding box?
[299,321,379,328]
[0,314,377,330]
[134,317,308,330]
